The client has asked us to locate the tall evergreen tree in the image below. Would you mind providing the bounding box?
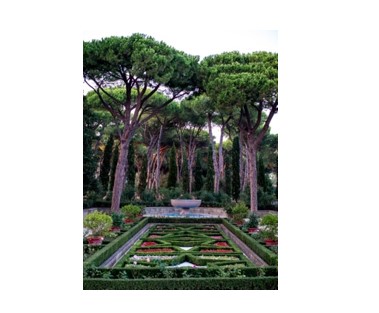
[205,144,214,192]
[167,146,177,188]
[257,154,267,191]
[83,105,98,194]
[108,142,119,195]
[231,136,240,201]
[127,139,136,187]
[138,154,147,194]
[99,134,114,192]
[224,151,232,196]
[194,150,203,192]
[182,149,190,193]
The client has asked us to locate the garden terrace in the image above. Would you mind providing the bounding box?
[83,217,278,290]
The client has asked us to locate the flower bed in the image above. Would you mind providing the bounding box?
[115,223,251,269]
[200,249,233,253]
[214,242,229,247]
[141,241,157,247]
[136,248,174,253]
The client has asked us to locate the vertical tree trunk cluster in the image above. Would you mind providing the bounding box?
[111,137,131,212]
[207,114,219,193]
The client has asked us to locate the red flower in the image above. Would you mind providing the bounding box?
[136,248,174,253]
[141,242,157,247]
[215,242,229,247]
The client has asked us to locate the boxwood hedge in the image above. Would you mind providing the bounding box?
[222,219,278,266]
[83,276,278,290]
[84,218,149,267]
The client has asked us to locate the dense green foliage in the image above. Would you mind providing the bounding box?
[258,154,267,191]
[83,104,99,195]
[224,151,232,196]
[137,154,147,194]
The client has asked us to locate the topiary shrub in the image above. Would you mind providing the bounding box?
[231,202,249,224]
[245,212,259,228]
[83,210,113,237]
[120,204,141,220]
[260,214,278,240]
[111,213,124,228]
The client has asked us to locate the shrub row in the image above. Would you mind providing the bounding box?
[83,276,278,290]
[84,265,277,279]
[84,218,149,267]
[222,219,278,266]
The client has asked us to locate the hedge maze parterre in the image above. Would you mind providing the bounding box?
[83,217,278,290]
[117,224,250,268]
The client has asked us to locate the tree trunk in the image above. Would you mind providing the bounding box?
[188,143,196,194]
[242,144,249,192]
[154,124,164,191]
[208,114,219,193]
[178,131,184,179]
[247,136,258,212]
[239,131,244,189]
[218,124,225,182]
[111,138,130,212]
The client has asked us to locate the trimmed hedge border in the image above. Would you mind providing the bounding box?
[84,266,278,279]
[84,218,149,267]
[222,219,278,266]
[83,276,278,290]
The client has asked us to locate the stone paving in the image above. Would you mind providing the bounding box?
[218,224,267,266]
[100,223,155,268]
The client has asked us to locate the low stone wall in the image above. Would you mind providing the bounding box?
[143,207,227,218]
[84,207,228,218]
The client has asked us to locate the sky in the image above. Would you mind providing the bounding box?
[83,30,279,134]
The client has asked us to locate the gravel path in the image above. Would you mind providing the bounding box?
[218,224,267,266]
[100,223,155,268]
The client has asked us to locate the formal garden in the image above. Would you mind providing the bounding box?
[83,34,278,290]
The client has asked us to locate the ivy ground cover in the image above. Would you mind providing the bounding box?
[114,223,253,269]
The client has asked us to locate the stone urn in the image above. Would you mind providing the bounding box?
[170,199,202,209]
